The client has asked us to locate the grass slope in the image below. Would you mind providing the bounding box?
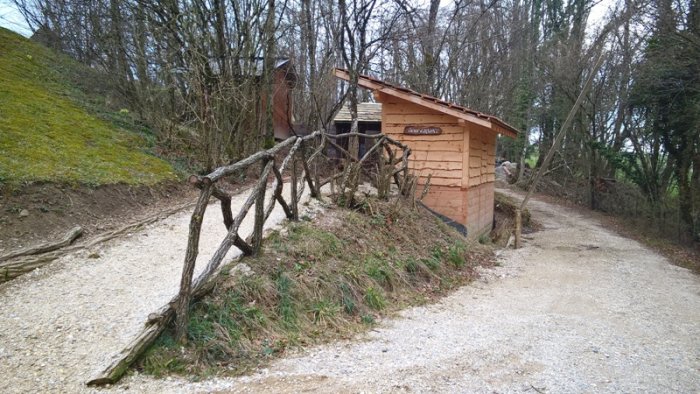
[0,27,175,185]
[139,199,495,378]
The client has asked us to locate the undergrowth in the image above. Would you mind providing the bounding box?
[137,198,494,378]
[0,27,176,186]
[489,192,538,246]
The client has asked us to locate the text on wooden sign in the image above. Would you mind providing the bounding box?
[403,126,443,135]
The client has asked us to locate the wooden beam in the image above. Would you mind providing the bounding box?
[334,68,499,132]
[378,85,491,128]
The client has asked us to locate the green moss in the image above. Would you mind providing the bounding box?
[0,27,175,185]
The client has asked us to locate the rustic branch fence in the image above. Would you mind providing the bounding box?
[88,130,416,386]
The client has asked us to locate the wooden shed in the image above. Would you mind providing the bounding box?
[334,69,519,236]
[267,60,297,140]
[214,58,297,140]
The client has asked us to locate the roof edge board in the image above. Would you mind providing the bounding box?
[375,85,492,129]
[342,71,491,128]
[354,75,492,129]
[334,68,517,137]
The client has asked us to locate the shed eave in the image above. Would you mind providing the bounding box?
[334,68,519,138]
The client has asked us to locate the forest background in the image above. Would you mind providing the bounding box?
[3,0,699,244]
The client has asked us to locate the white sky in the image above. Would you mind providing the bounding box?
[588,0,621,30]
[0,0,618,42]
[0,0,31,36]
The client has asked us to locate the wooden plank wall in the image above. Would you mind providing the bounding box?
[466,124,496,187]
[381,100,465,188]
[465,124,497,235]
[420,185,468,224]
[273,69,292,140]
[380,97,499,236]
[465,182,495,236]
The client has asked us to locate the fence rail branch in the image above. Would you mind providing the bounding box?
[88,128,416,386]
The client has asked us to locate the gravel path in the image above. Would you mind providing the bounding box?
[0,184,317,393]
[120,189,700,393]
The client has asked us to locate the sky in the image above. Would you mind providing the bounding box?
[0,0,618,40]
[0,0,32,36]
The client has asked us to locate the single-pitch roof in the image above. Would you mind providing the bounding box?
[334,68,518,138]
[334,102,382,122]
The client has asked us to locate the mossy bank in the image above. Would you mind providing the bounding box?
[0,27,175,186]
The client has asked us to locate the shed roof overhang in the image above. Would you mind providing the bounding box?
[334,68,519,138]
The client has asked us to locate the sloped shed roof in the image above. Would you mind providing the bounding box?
[334,102,382,122]
[334,68,518,138]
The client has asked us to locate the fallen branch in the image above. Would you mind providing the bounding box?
[0,226,83,262]
[515,50,606,248]
[0,254,60,282]
[0,226,83,283]
[1,202,195,284]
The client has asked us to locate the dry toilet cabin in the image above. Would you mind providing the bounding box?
[334,69,519,237]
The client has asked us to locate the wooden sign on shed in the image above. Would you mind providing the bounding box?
[403,126,442,135]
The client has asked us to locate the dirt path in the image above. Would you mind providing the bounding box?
[0,185,319,394]
[121,189,700,393]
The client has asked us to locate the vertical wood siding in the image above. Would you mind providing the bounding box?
[380,97,498,237]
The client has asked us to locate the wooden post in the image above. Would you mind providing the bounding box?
[175,181,213,344]
[213,187,233,230]
[252,160,268,254]
[291,153,299,220]
[270,165,293,219]
[301,152,319,197]
[514,209,522,249]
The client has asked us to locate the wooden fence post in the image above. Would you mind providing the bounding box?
[175,181,213,344]
[515,209,522,249]
[252,159,268,254]
[291,154,299,220]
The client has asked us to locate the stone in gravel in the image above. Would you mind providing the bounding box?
[230,263,254,278]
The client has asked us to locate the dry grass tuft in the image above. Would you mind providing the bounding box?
[138,198,495,378]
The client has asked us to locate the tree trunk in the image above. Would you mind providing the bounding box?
[677,161,695,242]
